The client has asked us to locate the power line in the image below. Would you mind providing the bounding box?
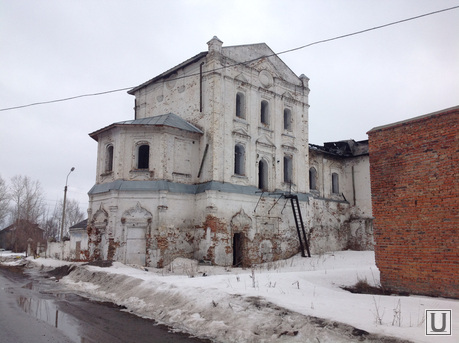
[1,5,458,113]
[0,87,134,112]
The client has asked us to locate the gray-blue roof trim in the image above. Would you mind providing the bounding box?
[87,180,319,202]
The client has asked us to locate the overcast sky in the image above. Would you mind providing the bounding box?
[1,0,458,217]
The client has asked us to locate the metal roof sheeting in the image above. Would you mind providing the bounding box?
[89,113,203,140]
[115,113,203,134]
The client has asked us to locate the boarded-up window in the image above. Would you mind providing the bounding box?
[174,138,192,175]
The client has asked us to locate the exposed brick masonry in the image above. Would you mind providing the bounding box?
[368,107,458,298]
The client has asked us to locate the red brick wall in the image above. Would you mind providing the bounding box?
[368,107,459,298]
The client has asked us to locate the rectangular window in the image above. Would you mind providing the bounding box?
[236,92,245,119]
[234,144,245,175]
[138,145,150,169]
[284,108,292,131]
[261,100,269,125]
[284,155,293,183]
[332,172,339,194]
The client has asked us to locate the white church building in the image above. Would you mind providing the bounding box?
[80,37,373,267]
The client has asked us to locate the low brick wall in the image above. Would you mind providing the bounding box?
[368,106,458,298]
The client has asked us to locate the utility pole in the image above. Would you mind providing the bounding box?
[60,167,75,241]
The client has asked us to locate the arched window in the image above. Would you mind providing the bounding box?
[138,145,150,169]
[258,159,268,191]
[234,144,245,175]
[260,100,269,125]
[309,167,317,191]
[283,155,293,184]
[236,92,245,119]
[105,145,114,173]
[332,172,339,194]
[283,108,292,131]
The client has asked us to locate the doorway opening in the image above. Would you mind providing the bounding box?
[232,233,243,267]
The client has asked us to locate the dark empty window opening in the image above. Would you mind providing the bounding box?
[236,92,245,119]
[105,145,114,173]
[284,155,293,184]
[234,144,245,176]
[332,172,339,194]
[284,108,292,131]
[309,167,317,190]
[261,100,269,125]
[138,145,150,169]
[233,232,243,267]
[258,159,268,191]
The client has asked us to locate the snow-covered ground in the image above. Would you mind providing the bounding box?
[5,251,458,342]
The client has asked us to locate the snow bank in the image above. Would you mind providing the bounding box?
[28,251,458,343]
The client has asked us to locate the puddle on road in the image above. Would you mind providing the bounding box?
[22,281,38,290]
[17,292,96,343]
[15,280,210,343]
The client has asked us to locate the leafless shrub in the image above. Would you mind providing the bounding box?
[392,299,402,326]
[372,296,384,325]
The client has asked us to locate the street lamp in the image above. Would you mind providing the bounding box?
[60,167,75,241]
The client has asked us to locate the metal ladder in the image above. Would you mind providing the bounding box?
[285,194,311,257]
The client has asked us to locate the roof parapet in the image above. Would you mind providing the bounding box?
[207,36,223,53]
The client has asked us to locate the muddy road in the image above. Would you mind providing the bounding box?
[0,265,211,343]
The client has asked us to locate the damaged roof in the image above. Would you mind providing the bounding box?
[309,140,369,157]
[128,51,208,95]
[89,113,203,141]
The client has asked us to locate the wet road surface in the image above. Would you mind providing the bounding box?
[0,265,211,343]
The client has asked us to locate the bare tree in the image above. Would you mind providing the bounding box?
[41,207,60,241]
[0,175,9,228]
[64,199,85,234]
[9,175,46,224]
[42,198,84,240]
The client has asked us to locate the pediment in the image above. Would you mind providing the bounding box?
[223,43,301,85]
[256,134,275,148]
[282,143,298,153]
[92,204,108,224]
[282,91,295,100]
[235,73,249,83]
[122,202,152,221]
[232,128,250,140]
